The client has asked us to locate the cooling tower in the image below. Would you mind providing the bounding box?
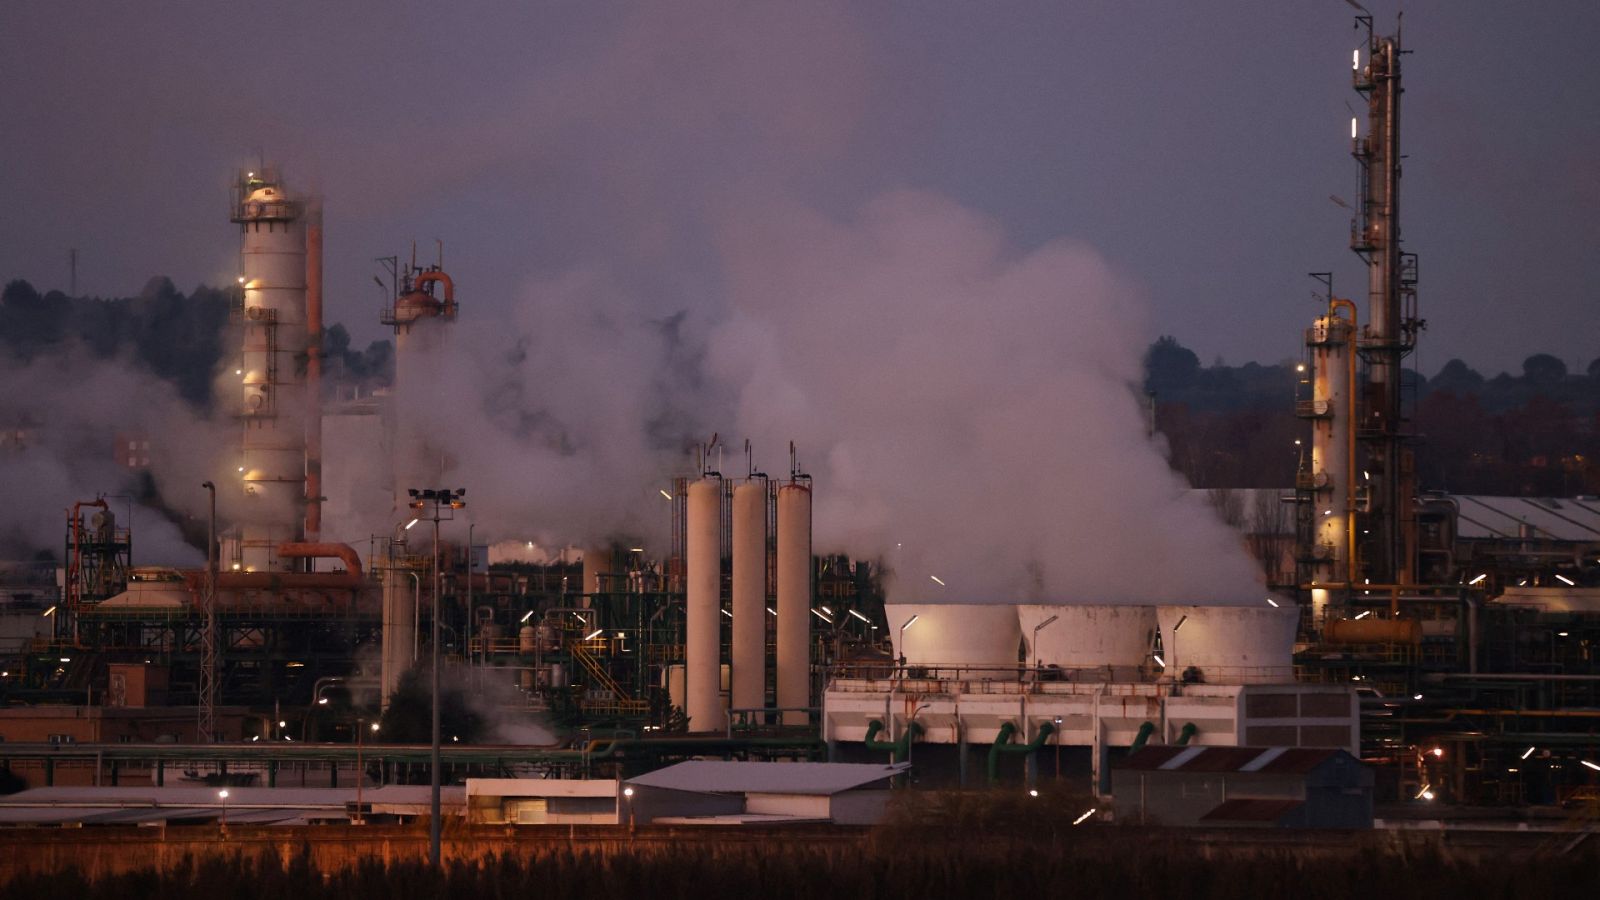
[886,603,1021,674]
[1019,604,1156,673]
[1157,605,1297,683]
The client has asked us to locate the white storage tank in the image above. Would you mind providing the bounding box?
[1019,604,1155,673]
[886,603,1020,674]
[1156,605,1297,683]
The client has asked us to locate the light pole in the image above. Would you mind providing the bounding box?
[466,522,475,682]
[1031,614,1059,676]
[408,487,464,869]
[1171,615,1188,683]
[200,481,217,743]
[623,785,635,834]
[217,788,229,829]
[356,720,378,824]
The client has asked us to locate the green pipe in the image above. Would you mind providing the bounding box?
[987,721,1056,784]
[1128,721,1156,753]
[864,718,924,763]
[1175,722,1198,746]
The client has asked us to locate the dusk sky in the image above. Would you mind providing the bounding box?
[3,1,1597,376]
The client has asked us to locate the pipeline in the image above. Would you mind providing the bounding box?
[304,199,323,541]
[1128,721,1156,753]
[864,718,924,763]
[987,720,1057,784]
[276,542,364,577]
[1175,722,1198,746]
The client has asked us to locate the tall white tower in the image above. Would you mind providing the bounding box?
[232,170,307,571]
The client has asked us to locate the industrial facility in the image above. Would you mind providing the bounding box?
[2,14,1598,839]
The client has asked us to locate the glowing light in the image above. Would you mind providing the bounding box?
[232,563,241,571]
[520,611,534,623]
[1430,747,1444,758]
[811,608,833,623]
[371,722,380,732]
[1469,573,1487,585]
[848,609,871,623]
[318,697,329,705]
[1558,631,1570,637]
[584,628,604,641]
[1555,574,1577,586]
[1413,694,1423,701]
[623,787,635,797]
[1582,760,1600,772]
[629,547,644,553]
[766,607,777,616]
[42,606,56,617]
[720,609,732,619]
[1355,611,1371,620]
[1414,783,1432,800]
[1522,746,1537,760]
[1421,790,1435,801]
[1323,509,1333,517]
[1295,363,1306,373]
[901,614,919,632]
[1028,789,1039,798]
[1353,49,1360,70]
[1265,597,1280,608]
[218,789,229,800]
[1153,654,1166,668]
[1072,807,1097,825]
[278,720,287,728]
[59,657,71,663]
[405,518,419,530]
[1351,117,1358,140]
[659,489,673,500]
[238,466,245,472]
[237,276,246,284]
[929,575,945,586]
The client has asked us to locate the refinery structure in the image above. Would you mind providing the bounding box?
[2,16,1599,825]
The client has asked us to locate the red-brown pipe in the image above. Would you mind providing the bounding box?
[304,200,324,543]
[276,541,363,577]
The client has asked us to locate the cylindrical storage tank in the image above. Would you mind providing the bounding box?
[775,482,812,725]
[1156,605,1297,684]
[685,476,723,731]
[664,663,687,716]
[380,564,417,710]
[518,625,537,655]
[730,478,768,714]
[549,662,565,688]
[583,545,615,596]
[1020,604,1156,676]
[233,171,307,572]
[886,603,1021,675]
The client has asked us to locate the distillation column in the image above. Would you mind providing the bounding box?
[380,540,417,710]
[685,476,724,731]
[383,264,458,506]
[1353,32,1416,585]
[775,474,812,726]
[731,476,769,717]
[1307,309,1354,626]
[233,171,307,572]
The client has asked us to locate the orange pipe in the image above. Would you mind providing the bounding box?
[275,541,363,577]
[412,270,453,304]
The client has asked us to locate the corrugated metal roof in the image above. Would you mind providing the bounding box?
[1199,798,1303,823]
[627,761,907,795]
[1115,746,1345,774]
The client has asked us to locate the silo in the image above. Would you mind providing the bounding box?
[1020,604,1155,675]
[731,478,768,715]
[232,169,306,571]
[685,476,724,731]
[583,545,614,596]
[1156,605,1298,683]
[886,603,1021,674]
[775,481,812,725]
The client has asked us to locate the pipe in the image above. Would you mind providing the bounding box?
[276,542,363,577]
[412,271,455,312]
[864,718,923,764]
[987,720,1057,783]
[1128,721,1156,754]
[304,200,323,542]
[1175,722,1198,746]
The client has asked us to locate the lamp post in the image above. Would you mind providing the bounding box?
[1031,614,1059,677]
[623,785,635,834]
[217,788,229,829]
[355,720,379,824]
[1171,615,1188,683]
[408,487,465,869]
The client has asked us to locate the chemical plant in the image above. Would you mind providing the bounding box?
[1,15,1598,831]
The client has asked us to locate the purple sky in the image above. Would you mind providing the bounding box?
[3,1,1597,376]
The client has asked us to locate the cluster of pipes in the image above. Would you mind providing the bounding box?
[684,440,813,731]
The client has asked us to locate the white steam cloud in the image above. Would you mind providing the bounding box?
[384,190,1262,604]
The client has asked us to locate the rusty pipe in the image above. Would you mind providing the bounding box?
[276,541,363,577]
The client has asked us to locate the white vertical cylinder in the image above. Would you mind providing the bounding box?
[685,477,724,731]
[381,558,416,710]
[1311,313,1352,600]
[775,482,812,726]
[234,173,306,572]
[731,479,768,715]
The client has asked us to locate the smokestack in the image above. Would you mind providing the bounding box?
[731,474,768,716]
[381,539,417,710]
[775,446,811,726]
[685,475,724,731]
[232,168,307,571]
[304,199,324,544]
